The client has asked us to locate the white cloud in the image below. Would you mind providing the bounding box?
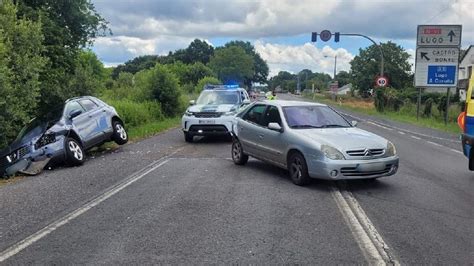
[255,41,354,77]
[92,35,194,63]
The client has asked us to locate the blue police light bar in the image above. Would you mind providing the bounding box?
[224,84,239,88]
[203,84,240,90]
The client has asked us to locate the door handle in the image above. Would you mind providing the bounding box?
[258,134,264,139]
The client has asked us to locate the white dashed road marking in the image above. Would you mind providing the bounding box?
[411,136,422,140]
[0,148,184,263]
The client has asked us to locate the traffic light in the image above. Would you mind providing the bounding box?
[311,32,317,42]
[334,32,340,42]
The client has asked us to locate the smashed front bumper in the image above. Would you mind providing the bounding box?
[1,137,65,177]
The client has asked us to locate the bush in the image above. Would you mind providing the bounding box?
[102,99,164,128]
[423,98,434,117]
[195,76,221,93]
[374,89,385,112]
[138,64,182,116]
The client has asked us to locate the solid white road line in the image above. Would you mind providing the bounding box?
[331,186,399,265]
[0,148,182,262]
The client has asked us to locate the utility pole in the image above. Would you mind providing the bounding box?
[334,55,337,79]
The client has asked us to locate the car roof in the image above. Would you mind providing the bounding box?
[65,96,93,103]
[258,100,327,107]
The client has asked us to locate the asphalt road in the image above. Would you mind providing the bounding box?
[0,94,472,264]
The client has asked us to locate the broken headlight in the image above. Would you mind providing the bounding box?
[34,133,56,149]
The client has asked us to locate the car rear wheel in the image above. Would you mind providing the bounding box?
[65,138,85,166]
[112,121,128,145]
[232,138,248,165]
[288,152,310,186]
[184,132,193,143]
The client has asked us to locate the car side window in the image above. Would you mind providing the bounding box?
[242,105,267,126]
[79,99,98,112]
[262,106,282,127]
[64,101,86,117]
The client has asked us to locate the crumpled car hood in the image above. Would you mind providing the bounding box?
[0,122,49,157]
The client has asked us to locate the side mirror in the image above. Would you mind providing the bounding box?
[268,122,283,132]
[189,100,195,106]
[69,109,82,119]
[351,120,358,127]
[242,99,251,105]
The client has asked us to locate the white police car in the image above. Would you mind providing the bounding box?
[182,85,250,142]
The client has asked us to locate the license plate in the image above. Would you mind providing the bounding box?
[358,162,385,172]
[198,120,215,124]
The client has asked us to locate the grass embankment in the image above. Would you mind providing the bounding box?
[304,93,461,134]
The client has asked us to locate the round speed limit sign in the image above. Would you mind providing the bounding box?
[375,76,389,87]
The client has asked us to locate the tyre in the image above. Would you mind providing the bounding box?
[65,137,85,166]
[232,138,248,165]
[288,152,310,186]
[112,120,128,145]
[184,132,193,143]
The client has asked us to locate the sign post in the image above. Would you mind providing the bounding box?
[414,25,462,124]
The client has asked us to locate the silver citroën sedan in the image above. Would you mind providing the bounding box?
[231,100,399,185]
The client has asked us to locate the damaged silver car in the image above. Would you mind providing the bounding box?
[0,96,128,177]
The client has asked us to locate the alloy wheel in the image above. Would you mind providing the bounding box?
[68,141,83,161]
[116,124,127,140]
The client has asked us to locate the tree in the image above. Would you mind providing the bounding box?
[17,0,109,111]
[350,41,411,96]
[112,55,160,79]
[137,64,182,116]
[68,50,106,96]
[209,46,254,85]
[0,0,46,147]
[335,71,352,87]
[224,40,269,87]
[172,39,214,64]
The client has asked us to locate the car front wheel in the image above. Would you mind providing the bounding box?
[232,138,248,165]
[65,138,85,166]
[184,132,193,143]
[112,121,128,145]
[288,152,310,186]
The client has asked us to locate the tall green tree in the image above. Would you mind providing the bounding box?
[17,0,109,111]
[172,39,214,64]
[209,46,254,85]
[224,40,269,87]
[335,71,352,87]
[350,41,411,96]
[0,0,46,147]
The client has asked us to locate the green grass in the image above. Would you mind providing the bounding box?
[304,93,461,135]
[127,116,181,141]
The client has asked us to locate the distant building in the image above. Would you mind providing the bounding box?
[459,45,473,101]
[337,83,352,95]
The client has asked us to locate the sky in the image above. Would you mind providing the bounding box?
[91,0,474,77]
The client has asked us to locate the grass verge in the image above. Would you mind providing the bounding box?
[304,93,461,135]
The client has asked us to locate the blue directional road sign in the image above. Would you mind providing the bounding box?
[427,66,456,85]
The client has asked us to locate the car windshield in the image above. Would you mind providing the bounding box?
[283,106,351,129]
[196,90,240,105]
[15,107,64,142]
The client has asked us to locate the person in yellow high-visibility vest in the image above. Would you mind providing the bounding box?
[267,90,277,100]
[460,71,474,170]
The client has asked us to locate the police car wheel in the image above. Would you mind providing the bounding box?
[184,132,193,143]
